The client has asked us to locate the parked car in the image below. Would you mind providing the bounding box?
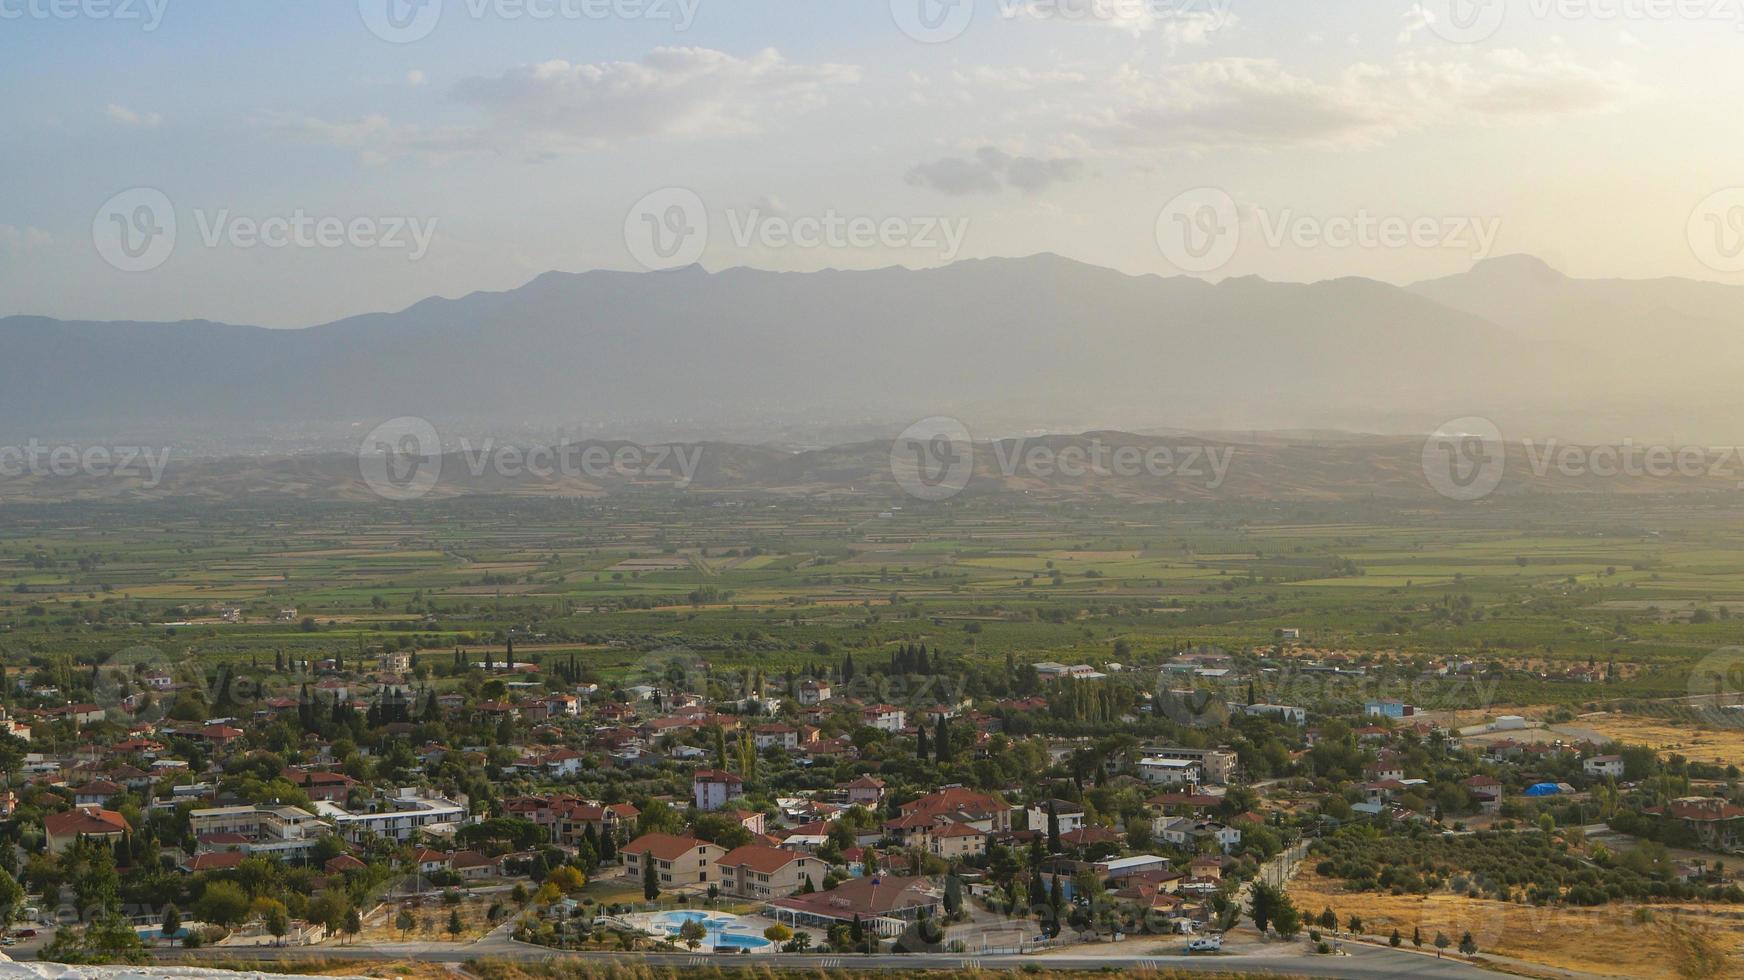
[1186,934,1223,953]
[13,929,37,939]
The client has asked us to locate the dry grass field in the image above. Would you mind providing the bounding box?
[1289,870,1744,979]
[352,897,504,944]
[1553,714,1744,769]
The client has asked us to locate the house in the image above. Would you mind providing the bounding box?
[1584,755,1626,778]
[860,705,906,733]
[451,850,497,879]
[899,787,1013,833]
[45,806,131,854]
[1140,746,1239,785]
[44,703,105,727]
[1463,775,1504,811]
[540,694,582,717]
[924,821,987,860]
[537,749,588,778]
[328,792,467,843]
[1027,800,1086,836]
[1155,816,1241,853]
[765,875,943,937]
[1643,797,1744,853]
[842,775,886,807]
[71,780,124,807]
[622,833,723,889]
[1359,780,1407,804]
[181,851,248,873]
[282,768,359,803]
[714,844,823,899]
[726,808,766,836]
[1365,757,1405,781]
[797,680,832,706]
[692,770,744,811]
[752,724,800,751]
[1243,703,1307,724]
[1096,854,1171,880]
[1364,699,1415,719]
[1059,826,1123,851]
[1138,757,1201,786]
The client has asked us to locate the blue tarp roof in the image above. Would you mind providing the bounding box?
[1524,783,1561,796]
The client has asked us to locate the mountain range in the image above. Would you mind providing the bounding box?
[3,253,1742,449]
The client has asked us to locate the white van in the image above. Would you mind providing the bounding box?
[1186,934,1223,953]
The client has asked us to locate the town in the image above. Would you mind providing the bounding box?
[0,579,1736,979]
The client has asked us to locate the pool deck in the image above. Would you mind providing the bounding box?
[621,909,789,954]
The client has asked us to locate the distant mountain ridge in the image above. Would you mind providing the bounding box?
[6,253,1744,446]
[7,428,1744,505]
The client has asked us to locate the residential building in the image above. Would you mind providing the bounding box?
[622,833,722,888]
[692,770,744,811]
[714,844,822,899]
[45,806,131,854]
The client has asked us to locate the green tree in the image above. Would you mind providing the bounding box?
[643,857,659,901]
[1273,895,1303,940]
[0,868,23,928]
[264,902,290,946]
[396,907,416,939]
[679,918,706,950]
[160,904,181,941]
[1249,881,1278,934]
[193,881,250,927]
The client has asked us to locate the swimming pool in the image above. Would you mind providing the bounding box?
[646,910,773,951]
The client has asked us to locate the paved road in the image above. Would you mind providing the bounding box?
[152,936,1510,979]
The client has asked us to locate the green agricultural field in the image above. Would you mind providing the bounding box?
[2,493,1744,711]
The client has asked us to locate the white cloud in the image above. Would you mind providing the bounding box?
[0,225,53,253]
[105,103,162,128]
[1398,5,1433,43]
[907,147,1085,196]
[406,69,428,87]
[451,47,860,149]
[1083,52,1639,151]
[266,48,859,164]
[256,111,486,165]
[1008,0,1234,48]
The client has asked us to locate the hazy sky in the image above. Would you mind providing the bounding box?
[1,0,1741,326]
